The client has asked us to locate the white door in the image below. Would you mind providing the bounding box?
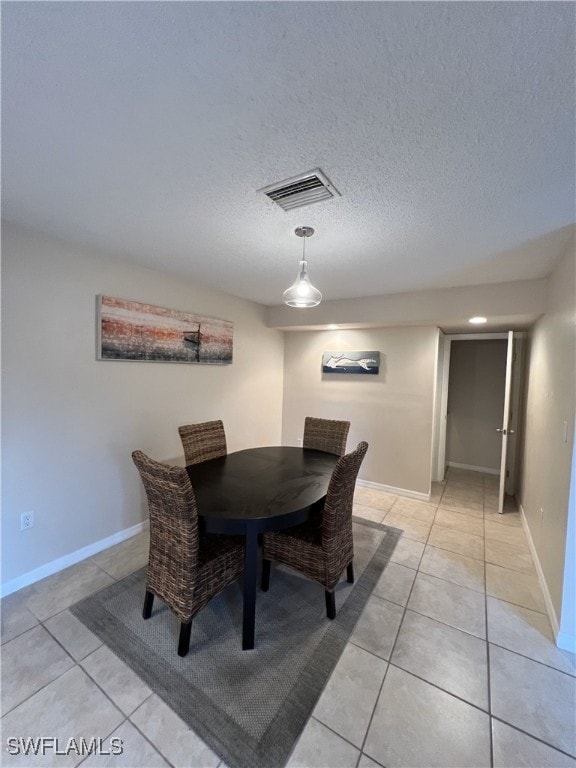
[497,331,515,513]
[434,334,450,481]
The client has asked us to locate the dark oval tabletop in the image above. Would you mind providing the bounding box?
[186,446,338,525]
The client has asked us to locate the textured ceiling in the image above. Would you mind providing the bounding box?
[2,2,574,306]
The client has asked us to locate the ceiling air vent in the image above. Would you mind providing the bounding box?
[258,168,340,212]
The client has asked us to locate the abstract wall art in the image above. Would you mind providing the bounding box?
[97,296,233,364]
[322,351,380,375]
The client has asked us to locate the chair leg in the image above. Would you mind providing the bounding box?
[142,590,154,619]
[261,558,271,592]
[178,620,192,657]
[325,590,336,620]
[346,562,354,584]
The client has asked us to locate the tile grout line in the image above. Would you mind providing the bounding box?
[127,709,178,768]
[306,715,364,761]
[2,666,125,765]
[39,612,103,662]
[385,661,492,717]
[362,591,487,642]
[486,639,576,677]
[0,621,81,718]
[417,561,485,593]
[355,655,391,764]
[1,665,78,720]
[0,542,154,719]
[424,526,486,561]
[279,517,398,768]
[334,502,405,766]
[356,492,442,763]
[356,474,504,762]
[384,476,489,719]
[460,473,575,759]
[28,616,166,765]
[74,717,130,768]
[0,621,41,648]
[489,714,576,761]
[68,664,172,767]
[355,507,430,760]
[356,472,574,766]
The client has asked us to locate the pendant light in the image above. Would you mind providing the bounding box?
[282,226,322,308]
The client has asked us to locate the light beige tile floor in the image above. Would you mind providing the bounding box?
[2,469,575,767]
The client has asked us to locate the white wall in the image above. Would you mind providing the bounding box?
[446,340,507,471]
[558,436,576,651]
[281,326,438,496]
[1,222,285,591]
[519,240,575,644]
[267,278,547,330]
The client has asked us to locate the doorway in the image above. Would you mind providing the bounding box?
[446,338,507,474]
[432,332,525,512]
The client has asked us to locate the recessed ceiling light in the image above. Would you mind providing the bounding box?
[469,316,487,325]
[327,324,339,330]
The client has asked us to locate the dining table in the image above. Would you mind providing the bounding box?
[186,445,338,650]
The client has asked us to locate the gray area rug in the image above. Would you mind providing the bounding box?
[72,519,400,768]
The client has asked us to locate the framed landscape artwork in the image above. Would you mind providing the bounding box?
[322,351,380,375]
[97,296,233,364]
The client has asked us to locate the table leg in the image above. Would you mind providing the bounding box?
[242,527,258,650]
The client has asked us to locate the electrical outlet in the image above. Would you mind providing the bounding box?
[20,511,34,530]
[296,437,303,446]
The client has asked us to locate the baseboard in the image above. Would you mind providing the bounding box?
[448,461,499,475]
[518,503,562,640]
[1,520,149,598]
[357,478,430,503]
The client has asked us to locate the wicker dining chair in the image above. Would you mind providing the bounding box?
[178,420,227,465]
[261,441,368,619]
[303,416,350,456]
[132,450,244,657]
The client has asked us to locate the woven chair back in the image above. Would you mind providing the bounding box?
[132,450,200,622]
[178,420,227,465]
[321,441,369,580]
[303,416,350,456]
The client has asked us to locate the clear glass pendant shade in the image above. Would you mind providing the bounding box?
[283,260,322,307]
[283,226,322,308]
